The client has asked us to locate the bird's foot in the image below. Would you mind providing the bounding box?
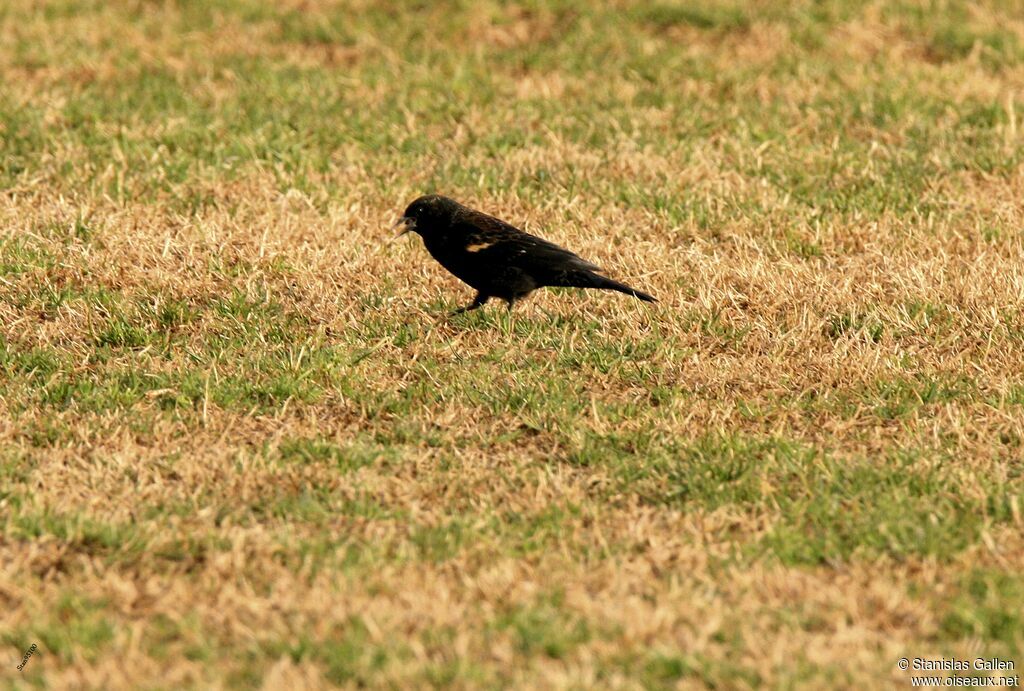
[449,292,489,316]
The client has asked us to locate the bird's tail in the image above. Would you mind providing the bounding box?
[575,272,657,303]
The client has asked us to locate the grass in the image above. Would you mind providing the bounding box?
[2,0,1024,688]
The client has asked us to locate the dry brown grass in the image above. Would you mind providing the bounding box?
[2,0,1024,688]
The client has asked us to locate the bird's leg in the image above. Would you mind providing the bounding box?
[450,292,488,315]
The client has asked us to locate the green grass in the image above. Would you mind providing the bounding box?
[2,0,1024,687]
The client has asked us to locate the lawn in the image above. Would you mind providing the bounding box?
[2,0,1023,688]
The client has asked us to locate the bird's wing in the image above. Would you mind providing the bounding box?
[451,210,601,274]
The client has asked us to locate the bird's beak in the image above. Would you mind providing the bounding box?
[391,217,415,239]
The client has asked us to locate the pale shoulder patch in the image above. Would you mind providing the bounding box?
[465,241,497,253]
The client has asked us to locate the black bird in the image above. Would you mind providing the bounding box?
[394,195,657,313]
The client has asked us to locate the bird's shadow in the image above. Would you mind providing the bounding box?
[429,299,608,340]
[416,296,501,325]
[433,302,523,334]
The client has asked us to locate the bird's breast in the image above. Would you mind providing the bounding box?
[423,235,486,283]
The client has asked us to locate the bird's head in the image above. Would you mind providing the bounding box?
[393,194,459,238]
